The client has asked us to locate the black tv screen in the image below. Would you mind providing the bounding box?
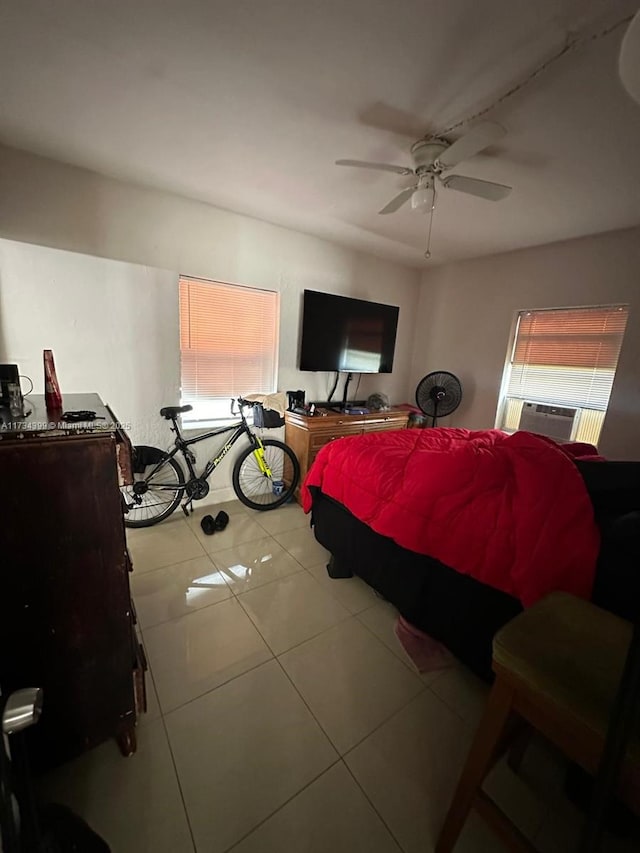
[299,290,399,373]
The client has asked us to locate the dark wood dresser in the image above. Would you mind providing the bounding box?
[0,394,145,769]
[285,408,409,503]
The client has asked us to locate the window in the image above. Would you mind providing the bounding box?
[179,277,279,422]
[498,305,629,445]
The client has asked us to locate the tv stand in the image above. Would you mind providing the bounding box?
[284,408,409,503]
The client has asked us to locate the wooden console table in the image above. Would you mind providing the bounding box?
[285,408,409,502]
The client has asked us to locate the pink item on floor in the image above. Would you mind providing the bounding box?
[395,616,454,673]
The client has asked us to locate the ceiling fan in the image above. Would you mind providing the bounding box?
[335,121,512,215]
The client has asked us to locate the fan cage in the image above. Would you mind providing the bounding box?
[415,371,462,425]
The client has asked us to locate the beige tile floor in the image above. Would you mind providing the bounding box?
[41,499,639,852]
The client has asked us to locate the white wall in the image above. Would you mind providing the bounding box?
[0,144,421,500]
[410,226,640,459]
[0,239,179,448]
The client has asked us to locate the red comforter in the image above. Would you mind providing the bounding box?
[301,428,600,606]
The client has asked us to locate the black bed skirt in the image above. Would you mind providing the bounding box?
[308,467,640,681]
[309,488,521,680]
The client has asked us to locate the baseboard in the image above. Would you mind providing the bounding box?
[198,486,239,507]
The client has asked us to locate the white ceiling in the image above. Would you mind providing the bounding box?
[1,0,640,266]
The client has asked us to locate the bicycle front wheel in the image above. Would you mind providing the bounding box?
[232,439,300,510]
[122,445,186,528]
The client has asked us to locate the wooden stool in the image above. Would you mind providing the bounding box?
[436,592,639,853]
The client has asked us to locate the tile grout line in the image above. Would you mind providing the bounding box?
[265,647,392,850]
[339,681,428,758]
[130,507,311,577]
[145,644,450,853]
[151,583,347,853]
[235,588,431,780]
[340,759,408,852]
[216,587,350,765]
[239,614,354,661]
[219,757,344,853]
[202,531,275,557]
[149,605,418,724]
[140,513,538,852]
[143,564,427,732]
[132,532,304,602]
[128,541,216,569]
[336,603,431,688]
[136,508,420,850]
[161,584,383,758]
[336,683,483,853]
[135,542,309,631]
[127,503,264,572]
[424,677,483,726]
[130,512,236,853]
[220,560,308,601]
[147,607,355,719]
[138,588,236,632]
[231,592,346,746]
[303,565,384,617]
[138,538,336,714]
[355,608,434,680]
[129,550,209,578]
[143,665,199,853]
[155,656,277,717]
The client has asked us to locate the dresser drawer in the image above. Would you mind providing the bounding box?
[364,423,406,433]
[363,415,409,433]
[309,426,363,452]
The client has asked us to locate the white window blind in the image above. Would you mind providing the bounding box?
[179,277,279,420]
[505,305,629,411]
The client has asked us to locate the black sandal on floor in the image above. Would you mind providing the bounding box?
[200,514,216,536]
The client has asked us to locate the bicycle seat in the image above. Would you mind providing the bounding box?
[160,405,193,419]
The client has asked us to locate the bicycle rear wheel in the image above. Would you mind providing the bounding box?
[232,439,300,510]
[122,445,186,528]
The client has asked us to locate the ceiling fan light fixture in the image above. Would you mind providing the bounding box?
[411,185,434,212]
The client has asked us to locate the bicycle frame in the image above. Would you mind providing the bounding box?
[142,400,274,489]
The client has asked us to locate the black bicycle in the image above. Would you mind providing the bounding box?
[122,398,300,528]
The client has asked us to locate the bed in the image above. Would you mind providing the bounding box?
[304,429,640,681]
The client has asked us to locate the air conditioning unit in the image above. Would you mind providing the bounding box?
[518,401,577,441]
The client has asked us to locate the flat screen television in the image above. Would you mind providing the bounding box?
[299,290,399,373]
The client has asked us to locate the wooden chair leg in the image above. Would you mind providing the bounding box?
[435,676,515,853]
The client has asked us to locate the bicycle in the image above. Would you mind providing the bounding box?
[121,398,300,528]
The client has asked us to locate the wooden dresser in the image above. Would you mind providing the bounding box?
[285,408,409,502]
[0,393,145,769]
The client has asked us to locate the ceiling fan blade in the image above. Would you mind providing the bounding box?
[437,122,506,168]
[378,187,416,215]
[441,174,512,201]
[358,102,430,140]
[335,159,414,176]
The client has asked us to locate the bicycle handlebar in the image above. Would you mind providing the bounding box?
[231,397,253,416]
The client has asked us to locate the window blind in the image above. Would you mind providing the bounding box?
[179,277,279,413]
[505,305,628,411]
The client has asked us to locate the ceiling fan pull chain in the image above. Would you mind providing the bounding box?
[424,187,437,259]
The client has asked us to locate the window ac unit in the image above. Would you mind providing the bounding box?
[518,401,577,441]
